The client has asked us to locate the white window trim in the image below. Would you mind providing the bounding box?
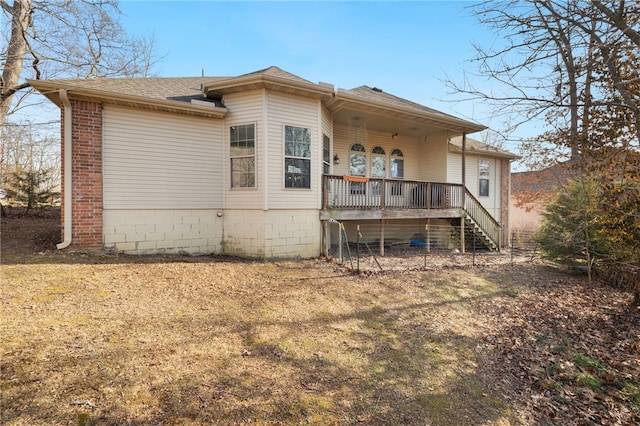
[283,124,312,190]
[229,122,257,190]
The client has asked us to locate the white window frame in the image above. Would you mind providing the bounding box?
[322,134,331,175]
[230,123,256,189]
[284,125,312,189]
[479,159,490,197]
[390,149,404,179]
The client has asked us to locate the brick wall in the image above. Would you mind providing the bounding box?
[61,100,103,249]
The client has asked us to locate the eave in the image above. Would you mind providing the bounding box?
[327,88,486,135]
[448,142,520,160]
[27,79,228,119]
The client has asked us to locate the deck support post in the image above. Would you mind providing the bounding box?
[427,219,431,253]
[460,215,466,253]
[380,219,385,256]
[322,221,328,256]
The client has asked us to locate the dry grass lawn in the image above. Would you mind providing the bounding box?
[1,209,638,425]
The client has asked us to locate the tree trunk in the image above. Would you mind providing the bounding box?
[0,0,33,129]
[634,257,640,306]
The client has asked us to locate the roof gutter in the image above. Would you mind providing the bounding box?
[57,89,72,250]
[27,79,228,118]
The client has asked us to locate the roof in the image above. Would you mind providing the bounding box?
[449,136,519,160]
[345,85,462,123]
[511,162,576,196]
[27,76,230,118]
[237,66,317,85]
[27,66,485,132]
[31,76,225,102]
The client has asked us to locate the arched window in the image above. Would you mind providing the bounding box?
[390,149,404,179]
[371,146,386,178]
[350,143,366,176]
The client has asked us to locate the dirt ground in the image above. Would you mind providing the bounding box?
[1,208,638,425]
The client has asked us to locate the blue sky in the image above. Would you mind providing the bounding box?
[118,0,536,163]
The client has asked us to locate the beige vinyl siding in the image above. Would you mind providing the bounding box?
[447,146,462,184]
[102,105,222,209]
[223,90,265,210]
[332,124,426,181]
[331,124,352,177]
[419,134,449,182]
[320,105,333,206]
[448,150,502,219]
[266,92,319,209]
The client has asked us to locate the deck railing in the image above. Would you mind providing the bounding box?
[322,175,502,249]
[322,175,464,210]
[463,187,502,249]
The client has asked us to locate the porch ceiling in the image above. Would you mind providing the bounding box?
[328,88,486,139]
[333,108,456,139]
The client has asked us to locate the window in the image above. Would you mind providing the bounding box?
[322,134,331,175]
[230,124,255,188]
[371,146,386,178]
[479,159,490,196]
[284,125,311,189]
[350,144,366,194]
[350,143,366,176]
[390,149,404,195]
[390,149,404,179]
[371,146,385,195]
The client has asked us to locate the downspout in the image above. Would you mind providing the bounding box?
[57,89,72,249]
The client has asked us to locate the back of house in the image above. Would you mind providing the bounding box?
[29,66,518,259]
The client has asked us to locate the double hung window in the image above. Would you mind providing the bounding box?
[284,125,311,189]
[322,134,331,175]
[230,124,256,188]
[479,159,490,196]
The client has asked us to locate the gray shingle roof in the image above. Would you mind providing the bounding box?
[237,65,316,85]
[33,76,230,102]
[341,85,476,124]
[29,67,483,132]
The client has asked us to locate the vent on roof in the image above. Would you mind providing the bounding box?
[191,96,224,108]
[371,87,383,92]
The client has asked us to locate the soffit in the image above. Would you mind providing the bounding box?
[328,87,486,138]
[27,79,228,119]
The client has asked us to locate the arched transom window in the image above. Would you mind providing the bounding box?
[390,148,404,179]
[350,143,366,176]
[371,146,386,178]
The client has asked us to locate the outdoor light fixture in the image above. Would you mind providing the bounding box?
[333,154,340,165]
[392,132,398,139]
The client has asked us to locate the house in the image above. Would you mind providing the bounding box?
[510,162,575,234]
[28,66,518,259]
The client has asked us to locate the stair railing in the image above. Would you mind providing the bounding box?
[463,188,501,250]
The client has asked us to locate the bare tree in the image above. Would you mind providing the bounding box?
[454,1,640,301]
[446,0,639,169]
[0,0,163,128]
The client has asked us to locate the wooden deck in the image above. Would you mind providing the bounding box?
[320,175,502,251]
[320,175,465,220]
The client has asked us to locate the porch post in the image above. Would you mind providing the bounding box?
[461,132,467,204]
[460,215,466,254]
[461,132,467,254]
[380,219,385,256]
[322,221,328,256]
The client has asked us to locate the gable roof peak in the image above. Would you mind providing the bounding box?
[237,65,315,85]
